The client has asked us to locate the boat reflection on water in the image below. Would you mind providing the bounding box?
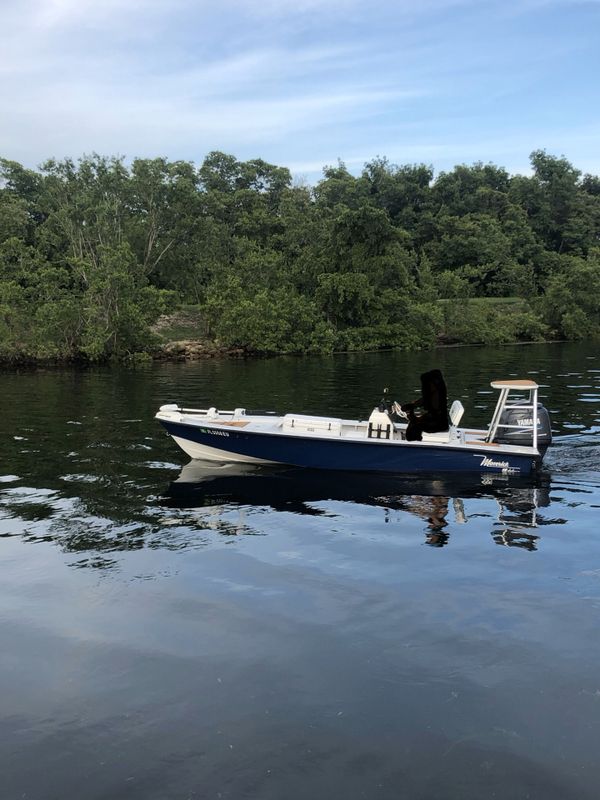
[164,461,555,550]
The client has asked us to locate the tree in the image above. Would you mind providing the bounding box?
[526,150,581,253]
[432,163,510,216]
[314,161,364,209]
[540,251,600,339]
[360,157,433,232]
[0,148,599,362]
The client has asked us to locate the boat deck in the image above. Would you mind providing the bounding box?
[171,410,504,450]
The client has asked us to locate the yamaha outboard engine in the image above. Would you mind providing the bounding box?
[494,404,552,456]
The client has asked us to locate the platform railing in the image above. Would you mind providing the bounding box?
[486,385,539,451]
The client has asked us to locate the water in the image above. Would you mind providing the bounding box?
[1,342,599,800]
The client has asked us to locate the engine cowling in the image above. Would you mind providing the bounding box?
[494,404,552,455]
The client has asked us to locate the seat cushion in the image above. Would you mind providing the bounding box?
[421,430,452,443]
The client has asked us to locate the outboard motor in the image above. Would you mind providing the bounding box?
[494,404,552,456]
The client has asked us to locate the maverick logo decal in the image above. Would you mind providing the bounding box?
[478,455,520,474]
[480,456,510,469]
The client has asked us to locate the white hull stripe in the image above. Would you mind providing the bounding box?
[171,436,276,464]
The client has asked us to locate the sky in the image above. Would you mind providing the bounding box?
[0,0,599,181]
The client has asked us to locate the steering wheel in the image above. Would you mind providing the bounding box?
[392,401,408,420]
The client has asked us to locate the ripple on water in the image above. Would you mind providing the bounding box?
[59,474,100,484]
[1,486,58,500]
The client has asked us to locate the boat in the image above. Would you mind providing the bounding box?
[155,379,552,476]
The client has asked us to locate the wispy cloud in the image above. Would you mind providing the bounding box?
[0,0,599,176]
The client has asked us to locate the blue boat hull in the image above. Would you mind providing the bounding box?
[159,419,539,476]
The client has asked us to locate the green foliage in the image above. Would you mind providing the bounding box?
[0,149,599,362]
[78,243,173,360]
[439,299,549,346]
[539,251,600,339]
[206,278,334,354]
[316,272,376,327]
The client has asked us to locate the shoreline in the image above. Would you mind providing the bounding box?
[0,336,569,370]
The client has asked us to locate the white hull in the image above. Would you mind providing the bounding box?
[172,435,276,464]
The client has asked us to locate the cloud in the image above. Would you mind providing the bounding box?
[1,65,419,163]
[0,0,426,163]
[11,0,165,30]
[0,0,598,176]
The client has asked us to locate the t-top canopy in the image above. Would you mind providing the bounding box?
[490,379,538,390]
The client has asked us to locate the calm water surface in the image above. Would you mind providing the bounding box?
[1,343,600,800]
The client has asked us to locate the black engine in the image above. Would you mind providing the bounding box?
[494,404,553,455]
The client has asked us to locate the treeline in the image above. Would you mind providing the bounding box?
[1,150,599,362]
